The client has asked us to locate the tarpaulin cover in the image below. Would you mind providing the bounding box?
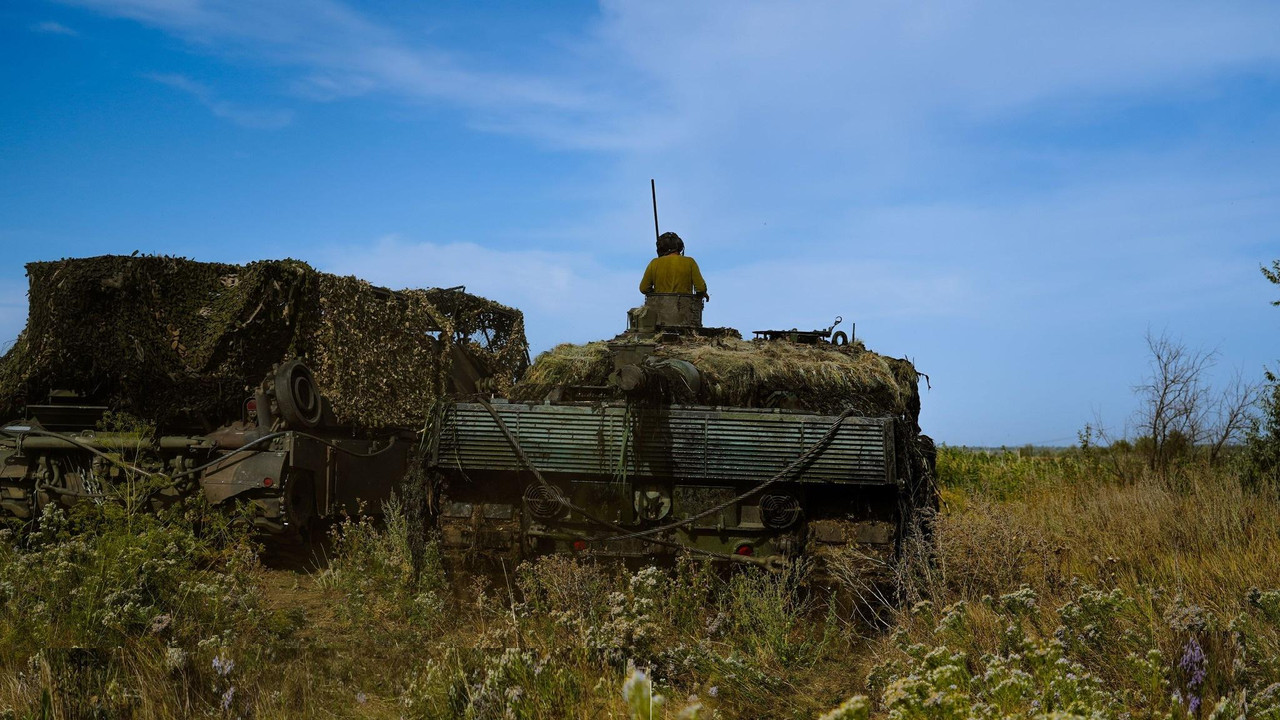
[0,256,528,430]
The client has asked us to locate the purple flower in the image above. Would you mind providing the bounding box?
[1179,636,1206,688]
[1178,636,1206,715]
[212,656,234,678]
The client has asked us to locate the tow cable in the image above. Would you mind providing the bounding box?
[472,398,858,565]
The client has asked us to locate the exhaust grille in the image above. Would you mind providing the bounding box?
[441,402,895,485]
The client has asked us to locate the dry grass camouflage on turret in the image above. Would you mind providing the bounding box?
[511,336,922,423]
[0,256,528,430]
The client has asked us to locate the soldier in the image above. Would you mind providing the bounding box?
[639,231,709,302]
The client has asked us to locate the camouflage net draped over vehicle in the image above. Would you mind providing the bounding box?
[0,256,528,430]
[510,336,922,424]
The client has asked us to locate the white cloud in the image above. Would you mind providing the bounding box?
[593,2,1280,120]
[31,21,80,36]
[146,72,293,129]
[311,234,973,356]
[583,2,1280,219]
[46,0,1280,443]
[61,1,1280,152]
[65,0,600,134]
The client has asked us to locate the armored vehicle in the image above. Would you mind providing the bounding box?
[0,256,525,534]
[431,293,937,566]
[0,257,935,568]
[0,359,417,533]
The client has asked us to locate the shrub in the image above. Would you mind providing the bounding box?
[0,496,279,716]
[1246,370,1280,487]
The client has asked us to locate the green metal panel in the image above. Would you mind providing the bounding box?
[440,402,894,484]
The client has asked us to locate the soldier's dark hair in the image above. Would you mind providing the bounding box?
[656,231,684,256]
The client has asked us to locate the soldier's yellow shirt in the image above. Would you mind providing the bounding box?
[639,254,707,295]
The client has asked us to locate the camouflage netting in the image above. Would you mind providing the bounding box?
[0,256,528,430]
[510,336,922,425]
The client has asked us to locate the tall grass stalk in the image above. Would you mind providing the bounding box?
[2,450,1278,717]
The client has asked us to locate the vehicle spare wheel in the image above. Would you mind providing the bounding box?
[274,359,323,429]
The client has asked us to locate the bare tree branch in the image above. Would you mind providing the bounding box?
[1134,331,1216,472]
[1208,369,1260,464]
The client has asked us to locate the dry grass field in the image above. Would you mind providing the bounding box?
[2,445,1278,719]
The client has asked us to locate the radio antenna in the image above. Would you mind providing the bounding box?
[651,179,660,244]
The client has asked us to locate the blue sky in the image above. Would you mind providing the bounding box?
[2,1,1278,445]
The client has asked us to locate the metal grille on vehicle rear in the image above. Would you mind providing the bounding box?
[442,402,895,484]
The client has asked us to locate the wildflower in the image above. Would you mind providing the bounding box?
[212,655,235,677]
[998,586,1039,615]
[1179,637,1207,685]
[622,668,665,719]
[675,701,704,720]
[148,613,172,635]
[356,692,367,704]
[708,686,719,698]
[221,687,235,712]
[1166,601,1210,635]
[1178,636,1207,715]
[818,695,870,720]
